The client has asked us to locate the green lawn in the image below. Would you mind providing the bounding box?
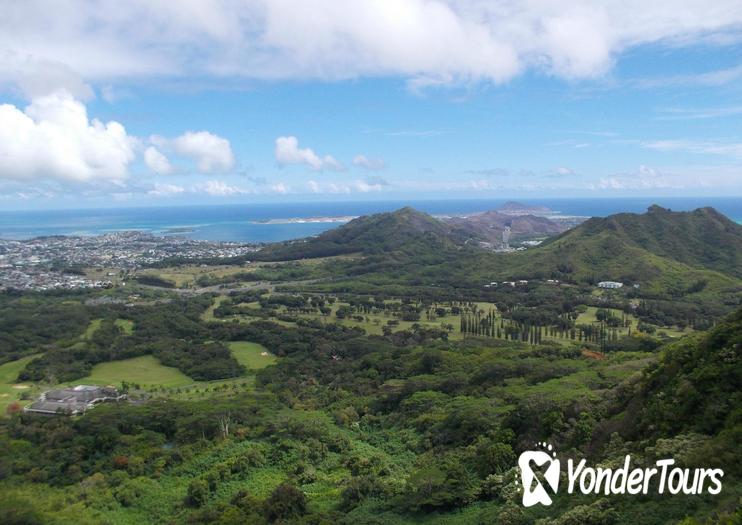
[228,342,277,369]
[83,318,103,339]
[78,355,194,388]
[216,299,491,341]
[0,355,40,414]
[115,318,135,335]
[201,295,227,322]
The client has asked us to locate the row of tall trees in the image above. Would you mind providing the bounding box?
[459,309,625,350]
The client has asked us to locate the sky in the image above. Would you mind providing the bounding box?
[1,0,742,209]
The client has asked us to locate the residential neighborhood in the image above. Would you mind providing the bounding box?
[0,232,257,291]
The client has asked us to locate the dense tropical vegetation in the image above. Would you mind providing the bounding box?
[0,205,740,524]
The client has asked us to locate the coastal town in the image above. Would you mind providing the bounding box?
[0,232,257,291]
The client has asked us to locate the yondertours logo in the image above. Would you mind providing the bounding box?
[518,442,560,507]
[517,442,724,507]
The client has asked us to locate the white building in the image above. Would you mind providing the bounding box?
[598,281,624,289]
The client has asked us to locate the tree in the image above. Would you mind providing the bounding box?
[217,412,232,438]
[5,402,22,416]
[186,478,210,507]
[263,483,307,522]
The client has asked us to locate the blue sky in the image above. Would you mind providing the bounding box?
[1,1,742,209]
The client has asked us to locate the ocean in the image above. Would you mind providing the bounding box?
[0,197,740,243]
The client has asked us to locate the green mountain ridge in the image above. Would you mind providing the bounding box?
[543,205,742,279]
[271,205,741,306]
[256,207,468,260]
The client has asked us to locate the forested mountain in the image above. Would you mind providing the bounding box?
[256,207,468,260]
[261,205,741,287]
[262,206,741,307]
[441,205,742,302]
[543,205,742,279]
[259,206,574,260]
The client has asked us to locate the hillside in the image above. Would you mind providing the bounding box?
[595,306,742,473]
[543,205,742,279]
[621,306,741,439]
[455,205,742,295]
[255,205,741,304]
[446,210,566,246]
[255,207,467,260]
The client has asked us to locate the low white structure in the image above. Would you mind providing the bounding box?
[598,281,624,289]
[24,385,126,416]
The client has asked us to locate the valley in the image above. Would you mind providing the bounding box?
[0,205,739,524]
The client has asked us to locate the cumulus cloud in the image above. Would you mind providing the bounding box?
[271,182,289,194]
[143,146,173,175]
[303,178,387,194]
[148,182,184,196]
[352,154,386,170]
[171,131,235,172]
[0,52,94,100]
[194,179,247,196]
[3,1,742,95]
[275,136,344,171]
[592,165,676,190]
[0,90,136,182]
[354,179,385,192]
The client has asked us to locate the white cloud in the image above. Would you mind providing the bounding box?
[0,52,94,100]
[194,179,247,196]
[634,64,742,89]
[148,182,184,196]
[352,154,386,171]
[640,139,742,158]
[143,146,173,175]
[327,183,352,194]
[270,182,289,194]
[275,136,344,171]
[556,167,573,175]
[302,178,388,194]
[171,131,235,172]
[4,1,742,95]
[655,105,742,120]
[354,179,384,192]
[0,90,136,182]
[593,165,678,190]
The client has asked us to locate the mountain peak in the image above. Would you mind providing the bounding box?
[256,207,461,260]
[546,205,742,280]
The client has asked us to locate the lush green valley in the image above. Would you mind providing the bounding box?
[0,205,740,524]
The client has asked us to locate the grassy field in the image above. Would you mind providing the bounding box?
[0,355,41,414]
[211,297,478,340]
[83,318,103,339]
[138,265,254,288]
[84,318,135,338]
[228,341,276,370]
[204,292,686,347]
[201,295,228,322]
[76,345,275,400]
[78,355,194,388]
[115,318,135,335]
[575,306,689,338]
